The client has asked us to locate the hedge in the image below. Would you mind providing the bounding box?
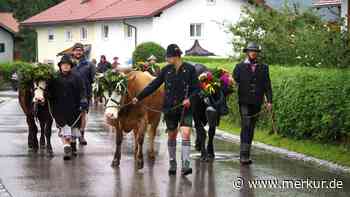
[132,42,166,64]
[222,66,350,144]
[0,61,33,81]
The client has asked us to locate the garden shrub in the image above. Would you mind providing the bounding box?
[132,42,166,64]
[224,65,350,143]
[230,5,350,68]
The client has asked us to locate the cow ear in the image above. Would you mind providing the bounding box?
[128,75,137,81]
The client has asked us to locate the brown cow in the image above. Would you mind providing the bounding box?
[18,80,54,156]
[104,71,163,169]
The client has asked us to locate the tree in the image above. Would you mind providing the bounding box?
[11,0,64,62]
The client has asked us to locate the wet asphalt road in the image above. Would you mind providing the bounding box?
[0,94,350,197]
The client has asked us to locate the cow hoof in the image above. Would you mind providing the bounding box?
[195,144,201,152]
[207,154,215,161]
[40,145,46,150]
[47,149,54,158]
[111,160,120,167]
[200,155,208,162]
[148,152,156,161]
[136,160,144,170]
[28,148,38,154]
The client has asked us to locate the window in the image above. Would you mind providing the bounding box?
[0,43,5,53]
[207,0,216,5]
[48,28,54,41]
[65,28,73,41]
[125,25,133,38]
[102,25,109,39]
[80,27,88,40]
[190,23,203,38]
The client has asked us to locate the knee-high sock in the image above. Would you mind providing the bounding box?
[168,139,177,161]
[181,139,191,162]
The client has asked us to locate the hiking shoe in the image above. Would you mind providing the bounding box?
[79,136,87,146]
[71,142,77,157]
[63,144,72,161]
[181,160,192,176]
[168,159,177,175]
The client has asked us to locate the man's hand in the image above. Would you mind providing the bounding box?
[132,97,138,105]
[183,99,191,109]
[266,102,272,111]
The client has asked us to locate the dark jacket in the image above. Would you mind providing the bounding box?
[137,62,200,112]
[233,59,273,106]
[49,72,87,127]
[72,57,96,98]
[97,61,111,73]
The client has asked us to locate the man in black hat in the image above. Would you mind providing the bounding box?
[50,54,88,160]
[71,43,96,146]
[233,42,273,165]
[132,44,200,176]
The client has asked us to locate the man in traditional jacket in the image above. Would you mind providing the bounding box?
[71,43,96,145]
[132,44,200,176]
[50,54,89,160]
[233,42,273,165]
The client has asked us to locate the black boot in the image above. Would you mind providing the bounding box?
[63,144,72,161]
[71,142,77,157]
[168,159,177,175]
[240,143,252,165]
[79,130,87,146]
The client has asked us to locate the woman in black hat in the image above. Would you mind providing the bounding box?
[49,54,89,160]
[233,42,273,165]
[132,44,200,176]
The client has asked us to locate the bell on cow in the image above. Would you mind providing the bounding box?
[205,106,218,126]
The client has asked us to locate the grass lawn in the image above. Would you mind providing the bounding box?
[219,119,350,167]
[184,56,350,168]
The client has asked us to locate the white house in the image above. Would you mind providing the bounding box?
[313,0,350,27]
[0,13,19,63]
[22,0,267,64]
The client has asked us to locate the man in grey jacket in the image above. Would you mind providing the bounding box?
[71,43,96,145]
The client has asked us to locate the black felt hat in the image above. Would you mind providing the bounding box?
[166,44,183,58]
[243,42,261,53]
[58,54,75,68]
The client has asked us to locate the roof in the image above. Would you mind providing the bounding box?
[0,12,19,34]
[22,0,177,26]
[313,0,341,7]
[22,0,268,26]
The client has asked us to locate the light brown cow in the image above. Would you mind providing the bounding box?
[104,71,163,169]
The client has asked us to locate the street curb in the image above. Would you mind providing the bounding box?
[215,128,350,174]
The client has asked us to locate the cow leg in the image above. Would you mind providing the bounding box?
[207,125,216,161]
[198,125,208,161]
[45,119,54,157]
[39,120,46,149]
[148,118,160,161]
[27,116,39,152]
[112,128,123,167]
[136,119,146,170]
[195,127,202,152]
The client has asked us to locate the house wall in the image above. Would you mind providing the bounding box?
[0,28,14,62]
[341,0,349,27]
[36,22,96,64]
[35,0,247,64]
[153,0,245,57]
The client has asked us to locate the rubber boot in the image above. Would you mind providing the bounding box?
[240,143,252,165]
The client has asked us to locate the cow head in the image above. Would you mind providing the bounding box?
[104,74,129,120]
[33,80,47,105]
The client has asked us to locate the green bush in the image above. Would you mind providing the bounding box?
[230,5,350,68]
[132,42,166,64]
[224,66,350,143]
[0,61,34,81]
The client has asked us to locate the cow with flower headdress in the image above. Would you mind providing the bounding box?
[192,64,235,161]
[17,63,56,156]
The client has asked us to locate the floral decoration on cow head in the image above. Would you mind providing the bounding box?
[18,63,56,89]
[96,70,128,95]
[198,68,235,97]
